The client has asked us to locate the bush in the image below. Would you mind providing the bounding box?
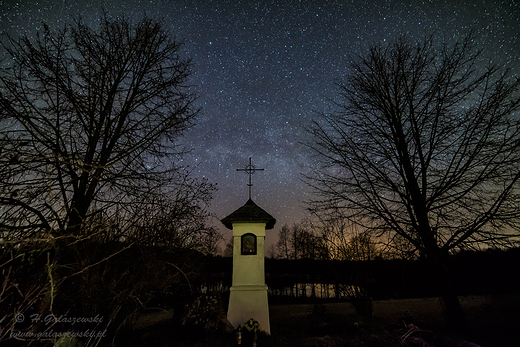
[1,240,208,346]
[339,285,373,317]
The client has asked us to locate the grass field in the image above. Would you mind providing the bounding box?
[121,293,520,347]
[268,294,520,347]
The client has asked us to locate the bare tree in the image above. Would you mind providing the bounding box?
[0,15,218,340]
[223,238,234,257]
[0,14,213,241]
[118,174,218,251]
[309,212,354,260]
[276,224,292,259]
[276,222,327,260]
[293,222,327,260]
[306,34,520,325]
[310,211,405,260]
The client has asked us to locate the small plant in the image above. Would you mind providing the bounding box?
[339,285,373,317]
[243,318,262,332]
[181,294,227,332]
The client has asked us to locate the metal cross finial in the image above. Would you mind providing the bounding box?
[237,157,264,200]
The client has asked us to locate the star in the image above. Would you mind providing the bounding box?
[2,0,519,251]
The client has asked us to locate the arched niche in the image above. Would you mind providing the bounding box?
[241,233,257,255]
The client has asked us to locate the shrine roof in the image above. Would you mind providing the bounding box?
[221,199,276,230]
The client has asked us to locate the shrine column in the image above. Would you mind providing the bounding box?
[221,198,276,334]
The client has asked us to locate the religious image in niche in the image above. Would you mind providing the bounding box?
[241,233,257,255]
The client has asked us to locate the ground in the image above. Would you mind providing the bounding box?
[117,293,520,347]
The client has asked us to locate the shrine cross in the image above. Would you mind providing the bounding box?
[236,157,264,200]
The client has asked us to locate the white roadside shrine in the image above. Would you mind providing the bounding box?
[221,198,276,334]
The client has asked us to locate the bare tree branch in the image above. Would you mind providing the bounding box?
[0,14,213,240]
[305,34,520,325]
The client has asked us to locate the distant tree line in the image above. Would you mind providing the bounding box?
[197,247,520,302]
[273,220,385,261]
[267,247,520,300]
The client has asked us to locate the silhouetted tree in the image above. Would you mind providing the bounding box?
[121,178,220,252]
[276,222,327,260]
[223,238,234,258]
[294,222,328,260]
[309,212,383,260]
[0,14,217,340]
[276,224,292,259]
[311,210,406,261]
[307,34,520,325]
[0,14,213,240]
[310,212,355,260]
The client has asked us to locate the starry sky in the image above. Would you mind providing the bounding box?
[2,0,519,249]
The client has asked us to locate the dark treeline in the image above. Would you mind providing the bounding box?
[3,240,518,345]
[5,244,517,317]
[1,242,211,324]
[268,248,520,301]
[205,247,520,302]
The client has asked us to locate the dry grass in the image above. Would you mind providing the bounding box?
[269,294,520,347]
[117,294,520,347]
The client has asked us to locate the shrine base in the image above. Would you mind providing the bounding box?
[227,284,270,334]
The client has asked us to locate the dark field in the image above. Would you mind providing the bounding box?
[268,294,520,347]
[122,293,520,347]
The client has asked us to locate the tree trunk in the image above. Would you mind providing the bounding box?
[430,250,466,329]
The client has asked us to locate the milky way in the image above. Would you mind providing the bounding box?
[2,0,519,248]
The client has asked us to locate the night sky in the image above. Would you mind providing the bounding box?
[2,0,519,249]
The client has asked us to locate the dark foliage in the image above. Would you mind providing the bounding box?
[0,241,220,346]
[265,247,520,302]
